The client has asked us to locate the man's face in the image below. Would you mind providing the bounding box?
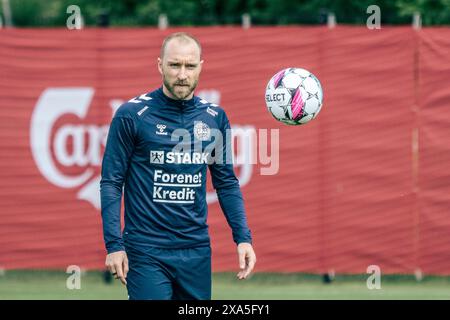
[158,39,203,100]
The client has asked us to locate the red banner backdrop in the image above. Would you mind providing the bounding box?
[0,27,449,275]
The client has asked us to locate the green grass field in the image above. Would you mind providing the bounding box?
[0,270,449,300]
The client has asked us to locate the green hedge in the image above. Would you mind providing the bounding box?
[1,0,449,27]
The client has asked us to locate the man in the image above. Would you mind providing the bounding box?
[100,32,256,300]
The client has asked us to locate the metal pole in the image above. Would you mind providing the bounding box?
[158,14,168,30]
[1,0,13,27]
[412,12,422,30]
[242,13,251,29]
[327,12,336,29]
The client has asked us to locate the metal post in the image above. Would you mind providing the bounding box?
[158,14,168,30]
[413,12,422,30]
[327,12,336,29]
[242,13,251,29]
[1,0,13,27]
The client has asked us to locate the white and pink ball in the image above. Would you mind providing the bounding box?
[265,68,323,126]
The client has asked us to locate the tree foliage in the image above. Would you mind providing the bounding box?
[1,0,448,27]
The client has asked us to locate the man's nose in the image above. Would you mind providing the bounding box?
[178,66,188,80]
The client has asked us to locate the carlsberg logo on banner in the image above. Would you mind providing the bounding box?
[30,88,254,209]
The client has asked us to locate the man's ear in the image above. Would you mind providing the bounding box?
[157,57,163,75]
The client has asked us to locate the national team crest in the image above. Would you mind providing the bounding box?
[194,121,211,141]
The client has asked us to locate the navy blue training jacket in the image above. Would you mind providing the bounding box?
[100,87,252,253]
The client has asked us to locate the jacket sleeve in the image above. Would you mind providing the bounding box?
[100,113,137,254]
[208,112,252,245]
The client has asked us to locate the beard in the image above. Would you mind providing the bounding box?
[163,75,199,100]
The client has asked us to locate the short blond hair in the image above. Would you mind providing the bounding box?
[160,32,202,60]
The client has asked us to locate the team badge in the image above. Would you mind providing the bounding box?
[193,121,211,141]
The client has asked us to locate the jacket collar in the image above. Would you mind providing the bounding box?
[154,87,198,110]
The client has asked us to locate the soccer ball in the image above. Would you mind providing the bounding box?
[265,68,323,125]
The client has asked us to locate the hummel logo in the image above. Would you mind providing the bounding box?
[156,124,168,135]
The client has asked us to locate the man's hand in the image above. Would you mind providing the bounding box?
[105,250,129,285]
[236,242,256,280]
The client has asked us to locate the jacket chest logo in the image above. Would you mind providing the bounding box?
[194,121,211,141]
[156,124,168,135]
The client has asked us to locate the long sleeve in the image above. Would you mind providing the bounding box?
[208,113,252,245]
[100,114,137,254]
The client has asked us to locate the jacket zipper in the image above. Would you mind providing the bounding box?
[180,102,185,127]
